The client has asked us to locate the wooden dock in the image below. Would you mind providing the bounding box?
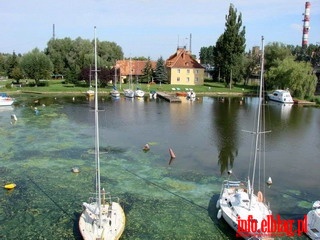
[157,92,181,103]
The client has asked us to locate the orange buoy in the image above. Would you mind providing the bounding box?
[169,148,176,158]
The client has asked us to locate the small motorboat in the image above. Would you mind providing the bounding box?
[186,90,196,100]
[0,93,14,106]
[149,90,157,99]
[306,201,320,240]
[268,89,294,103]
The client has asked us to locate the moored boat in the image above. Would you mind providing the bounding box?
[79,26,125,240]
[268,89,294,103]
[306,201,320,240]
[0,93,14,106]
[217,36,273,240]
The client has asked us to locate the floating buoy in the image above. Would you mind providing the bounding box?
[169,148,176,158]
[216,200,220,209]
[217,209,222,219]
[11,114,17,121]
[266,177,272,186]
[72,167,80,173]
[143,143,150,152]
[4,183,16,190]
[227,169,232,175]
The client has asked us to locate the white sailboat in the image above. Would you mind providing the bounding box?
[79,26,125,240]
[123,58,134,98]
[111,65,120,98]
[216,36,273,240]
[306,201,320,240]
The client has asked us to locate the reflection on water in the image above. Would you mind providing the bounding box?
[0,95,317,239]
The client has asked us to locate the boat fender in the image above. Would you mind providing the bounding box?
[257,191,263,202]
[217,209,222,219]
[216,200,220,209]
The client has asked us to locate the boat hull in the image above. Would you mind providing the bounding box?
[268,90,294,103]
[218,181,273,239]
[124,89,134,98]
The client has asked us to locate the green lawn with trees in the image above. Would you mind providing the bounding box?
[0,3,319,104]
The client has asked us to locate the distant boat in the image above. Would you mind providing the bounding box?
[306,201,320,240]
[149,90,157,99]
[124,58,135,98]
[110,86,120,98]
[268,89,294,103]
[186,89,196,100]
[79,27,125,240]
[0,93,14,106]
[86,89,94,97]
[134,88,145,98]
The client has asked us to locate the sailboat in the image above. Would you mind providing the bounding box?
[123,58,134,98]
[110,66,120,98]
[216,36,273,239]
[79,26,126,240]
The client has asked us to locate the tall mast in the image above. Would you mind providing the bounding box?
[250,36,264,209]
[94,26,102,227]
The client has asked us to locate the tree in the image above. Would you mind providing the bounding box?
[6,51,20,80]
[20,48,53,85]
[264,42,292,71]
[266,56,317,99]
[11,67,24,84]
[141,57,154,83]
[199,46,214,65]
[212,4,246,85]
[153,56,168,84]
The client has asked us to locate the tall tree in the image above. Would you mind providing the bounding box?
[20,48,53,85]
[213,4,246,85]
[264,42,292,71]
[141,57,153,83]
[153,56,168,84]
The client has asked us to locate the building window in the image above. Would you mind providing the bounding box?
[177,69,180,73]
[187,69,190,74]
[177,77,180,82]
[186,77,190,82]
[195,77,199,82]
[195,69,199,74]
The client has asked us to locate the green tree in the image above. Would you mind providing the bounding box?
[264,42,292,71]
[11,66,24,84]
[213,4,246,85]
[141,57,153,83]
[153,56,168,84]
[266,57,317,99]
[20,48,53,85]
[6,51,20,80]
[199,46,214,65]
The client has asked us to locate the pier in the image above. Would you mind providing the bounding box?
[157,92,181,103]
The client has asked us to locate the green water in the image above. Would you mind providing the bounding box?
[0,96,314,239]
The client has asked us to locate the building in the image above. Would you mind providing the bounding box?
[166,47,205,85]
[116,60,156,83]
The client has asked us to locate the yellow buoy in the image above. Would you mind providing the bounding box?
[4,183,16,190]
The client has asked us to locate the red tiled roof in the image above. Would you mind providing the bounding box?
[166,48,204,69]
[116,60,156,76]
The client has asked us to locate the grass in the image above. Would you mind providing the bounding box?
[1,79,258,96]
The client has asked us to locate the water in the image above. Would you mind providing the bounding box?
[0,94,319,239]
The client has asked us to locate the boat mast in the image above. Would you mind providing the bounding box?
[94,26,102,226]
[250,36,264,209]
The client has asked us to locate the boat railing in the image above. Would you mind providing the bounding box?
[88,192,121,204]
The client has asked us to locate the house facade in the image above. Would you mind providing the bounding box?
[166,47,205,85]
[116,60,156,83]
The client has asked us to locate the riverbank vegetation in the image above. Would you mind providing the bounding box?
[0,4,319,103]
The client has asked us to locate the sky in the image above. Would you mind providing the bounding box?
[1,0,320,60]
